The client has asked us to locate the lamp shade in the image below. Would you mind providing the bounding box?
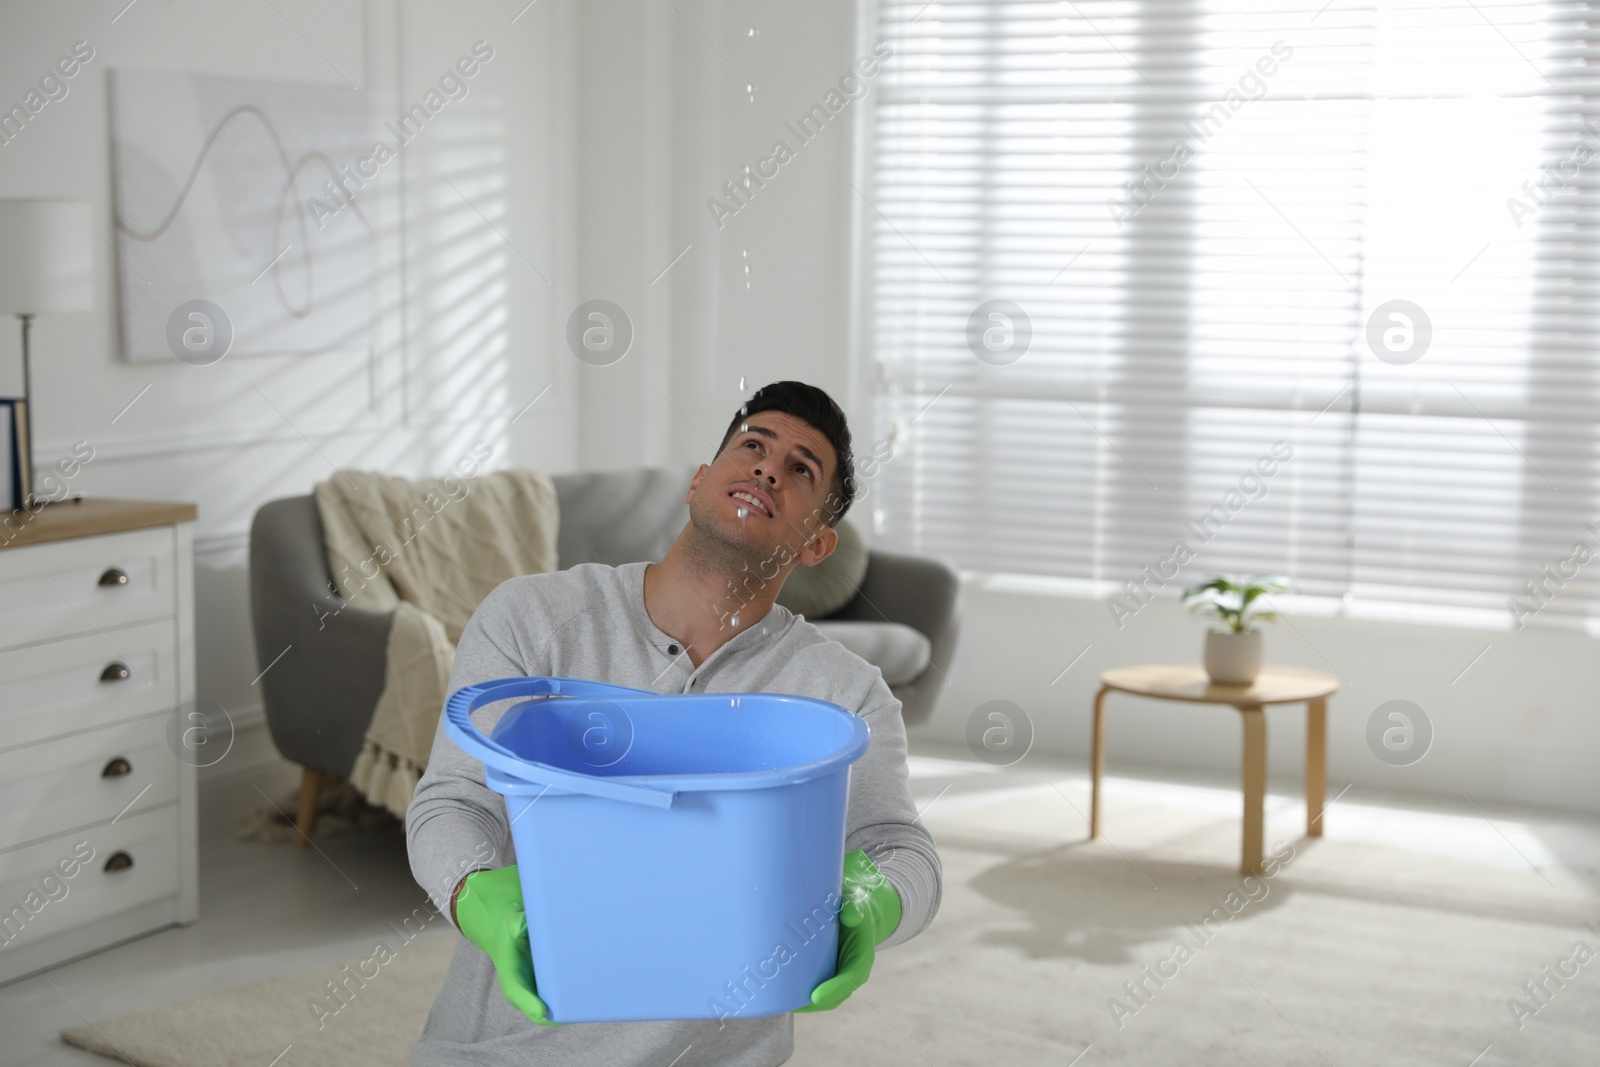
[0,199,93,315]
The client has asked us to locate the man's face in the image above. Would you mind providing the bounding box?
[687,410,840,567]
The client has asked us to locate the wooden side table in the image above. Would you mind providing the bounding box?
[1090,664,1339,874]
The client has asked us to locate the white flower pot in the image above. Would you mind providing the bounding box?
[1203,629,1263,686]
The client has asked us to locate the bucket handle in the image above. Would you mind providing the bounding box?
[444,678,676,809]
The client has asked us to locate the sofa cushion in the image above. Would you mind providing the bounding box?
[810,621,932,687]
[776,518,869,619]
[550,465,697,569]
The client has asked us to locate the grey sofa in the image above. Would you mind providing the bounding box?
[248,465,960,844]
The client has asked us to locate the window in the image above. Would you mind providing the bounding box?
[862,0,1600,631]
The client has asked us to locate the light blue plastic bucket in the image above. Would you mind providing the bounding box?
[444,676,871,1023]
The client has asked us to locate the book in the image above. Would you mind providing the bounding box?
[7,398,31,511]
[0,399,13,512]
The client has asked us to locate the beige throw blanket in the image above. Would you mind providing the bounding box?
[314,468,559,817]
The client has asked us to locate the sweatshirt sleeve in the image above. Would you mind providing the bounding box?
[841,682,944,950]
[404,582,531,928]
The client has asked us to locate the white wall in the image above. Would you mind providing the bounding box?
[0,0,580,778]
[571,0,866,472]
[0,0,870,782]
[923,581,1600,815]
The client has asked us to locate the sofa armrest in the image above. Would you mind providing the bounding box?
[828,549,962,727]
[249,496,394,774]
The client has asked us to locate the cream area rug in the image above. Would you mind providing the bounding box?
[62,934,456,1066]
[62,773,1600,1066]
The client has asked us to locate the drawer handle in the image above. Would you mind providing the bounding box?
[100,662,131,682]
[102,757,132,778]
[103,851,134,872]
[98,567,129,587]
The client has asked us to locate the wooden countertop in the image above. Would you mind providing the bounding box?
[0,498,199,550]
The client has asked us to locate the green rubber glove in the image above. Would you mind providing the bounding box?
[454,866,562,1026]
[796,849,902,1013]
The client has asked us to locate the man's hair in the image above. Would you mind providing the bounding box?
[714,381,855,526]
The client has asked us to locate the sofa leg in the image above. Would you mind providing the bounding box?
[295,768,326,849]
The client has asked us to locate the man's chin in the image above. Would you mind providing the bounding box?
[687,506,777,560]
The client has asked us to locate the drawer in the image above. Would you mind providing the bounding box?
[0,716,179,854]
[0,620,178,751]
[0,806,180,957]
[0,527,176,649]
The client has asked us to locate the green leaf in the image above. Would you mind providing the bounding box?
[1182,573,1296,631]
[1181,577,1235,602]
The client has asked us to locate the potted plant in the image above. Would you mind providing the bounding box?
[1180,574,1295,686]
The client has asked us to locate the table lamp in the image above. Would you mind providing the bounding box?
[0,199,94,509]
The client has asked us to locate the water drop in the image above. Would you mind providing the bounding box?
[737,506,748,519]
[731,696,740,708]
[730,613,740,627]
[739,377,746,391]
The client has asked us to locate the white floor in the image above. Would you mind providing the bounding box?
[0,759,422,1067]
[1,742,1597,1066]
[902,744,1600,883]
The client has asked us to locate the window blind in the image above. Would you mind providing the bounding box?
[863,0,1600,632]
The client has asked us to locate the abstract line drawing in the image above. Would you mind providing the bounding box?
[110,69,373,362]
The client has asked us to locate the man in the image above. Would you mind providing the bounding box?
[406,381,943,1066]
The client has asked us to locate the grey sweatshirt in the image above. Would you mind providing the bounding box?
[405,560,943,1067]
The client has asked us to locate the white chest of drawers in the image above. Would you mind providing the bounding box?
[0,499,199,986]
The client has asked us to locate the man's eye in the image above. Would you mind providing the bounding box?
[796,464,812,477]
